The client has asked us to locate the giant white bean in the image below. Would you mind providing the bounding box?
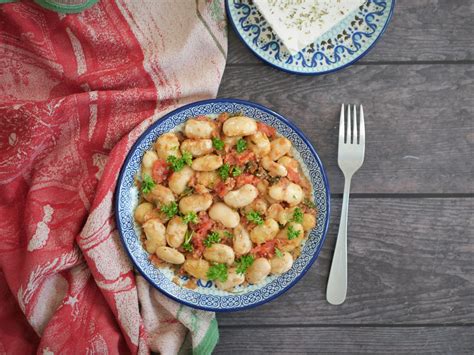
[203,243,235,265]
[276,223,304,252]
[268,181,304,206]
[144,184,175,205]
[154,133,181,160]
[222,116,257,136]
[278,156,299,171]
[302,213,316,231]
[270,251,293,275]
[142,150,158,169]
[216,268,245,291]
[155,246,185,264]
[180,139,213,157]
[179,193,213,214]
[184,119,216,139]
[165,216,188,248]
[232,224,252,256]
[135,202,154,224]
[168,166,194,195]
[245,258,271,284]
[247,132,270,157]
[268,137,291,161]
[143,219,166,253]
[208,202,240,228]
[261,156,288,177]
[191,154,223,171]
[249,218,279,245]
[223,184,258,209]
[242,198,268,216]
[267,203,284,221]
[183,258,210,280]
[196,171,219,188]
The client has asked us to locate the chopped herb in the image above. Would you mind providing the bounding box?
[160,201,178,218]
[232,166,242,177]
[207,263,228,282]
[182,151,192,165]
[236,138,247,153]
[218,163,230,181]
[182,186,194,197]
[236,254,255,275]
[141,174,155,194]
[287,225,301,240]
[246,211,264,225]
[228,111,243,117]
[224,231,233,239]
[167,152,192,172]
[212,137,224,150]
[182,230,194,252]
[268,176,281,185]
[183,212,198,224]
[303,198,316,209]
[291,207,304,223]
[204,231,221,247]
[275,248,283,258]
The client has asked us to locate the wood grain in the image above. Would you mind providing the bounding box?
[215,326,474,354]
[217,64,474,193]
[226,0,474,64]
[217,198,474,325]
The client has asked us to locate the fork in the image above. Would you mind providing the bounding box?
[326,104,365,305]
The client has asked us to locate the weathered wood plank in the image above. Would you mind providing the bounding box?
[215,326,474,354]
[217,198,474,325]
[217,64,474,193]
[227,0,474,64]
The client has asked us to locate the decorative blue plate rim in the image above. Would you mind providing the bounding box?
[114,98,331,312]
[225,0,396,76]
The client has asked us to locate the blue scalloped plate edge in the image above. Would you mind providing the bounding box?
[114,98,331,312]
[225,0,396,76]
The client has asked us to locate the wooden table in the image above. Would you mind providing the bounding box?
[214,1,473,353]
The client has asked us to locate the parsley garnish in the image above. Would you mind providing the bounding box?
[303,198,316,209]
[183,212,198,224]
[181,186,194,197]
[287,225,301,240]
[166,151,192,172]
[236,138,247,153]
[182,230,194,252]
[207,263,228,282]
[246,211,264,225]
[141,174,155,194]
[212,137,224,150]
[204,231,221,247]
[218,163,230,181]
[232,166,242,177]
[160,201,178,218]
[275,248,283,258]
[291,207,304,223]
[236,255,254,275]
[224,231,233,239]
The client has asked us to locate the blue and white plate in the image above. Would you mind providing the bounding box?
[115,99,330,311]
[226,0,395,75]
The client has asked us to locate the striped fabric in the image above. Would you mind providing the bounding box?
[0,0,227,353]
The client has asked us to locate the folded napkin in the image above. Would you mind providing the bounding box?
[0,0,227,353]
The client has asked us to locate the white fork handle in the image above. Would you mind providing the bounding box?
[326,176,352,305]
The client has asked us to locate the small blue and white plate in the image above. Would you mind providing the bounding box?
[115,99,330,311]
[226,0,395,75]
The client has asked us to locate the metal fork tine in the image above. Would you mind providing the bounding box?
[339,104,345,142]
[347,104,351,144]
[353,105,358,144]
[359,105,365,145]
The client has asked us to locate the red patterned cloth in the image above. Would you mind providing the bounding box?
[0,1,226,353]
